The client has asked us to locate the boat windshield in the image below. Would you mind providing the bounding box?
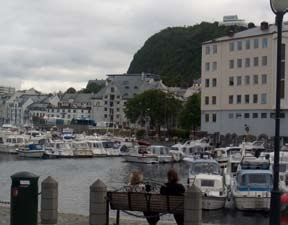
[238,173,272,187]
[102,142,114,149]
[191,162,220,175]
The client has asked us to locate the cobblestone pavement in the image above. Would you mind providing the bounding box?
[0,206,177,225]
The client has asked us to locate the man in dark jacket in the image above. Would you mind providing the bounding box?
[160,168,185,225]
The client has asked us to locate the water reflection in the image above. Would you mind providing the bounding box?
[0,154,276,224]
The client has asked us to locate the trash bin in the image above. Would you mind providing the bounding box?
[10,171,39,225]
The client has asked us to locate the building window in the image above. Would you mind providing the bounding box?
[212,62,217,71]
[261,93,267,104]
[254,39,259,48]
[270,113,286,119]
[237,58,242,68]
[244,113,250,118]
[253,113,258,118]
[237,95,242,104]
[253,75,258,85]
[237,41,242,51]
[229,77,234,86]
[212,78,217,87]
[212,45,217,54]
[229,95,233,104]
[245,75,250,85]
[253,94,258,104]
[111,87,115,92]
[254,57,259,67]
[229,42,234,51]
[228,113,234,119]
[205,62,210,71]
[116,108,120,112]
[261,113,267,118]
[104,108,107,111]
[212,114,217,122]
[246,40,250,49]
[206,46,210,55]
[262,38,268,48]
[262,74,267,84]
[104,101,107,105]
[205,114,209,122]
[205,96,209,105]
[212,96,216,105]
[104,114,107,118]
[237,76,242,86]
[229,60,234,69]
[245,58,250,67]
[245,95,250,104]
[236,113,242,119]
[262,56,268,66]
[205,79,209,87]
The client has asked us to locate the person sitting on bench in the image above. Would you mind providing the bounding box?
[128,171,160,225]
[160,168,185,225]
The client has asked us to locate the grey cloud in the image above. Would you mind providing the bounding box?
[0,0,277,92]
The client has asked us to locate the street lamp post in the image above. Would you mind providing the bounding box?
[270,1,288,224]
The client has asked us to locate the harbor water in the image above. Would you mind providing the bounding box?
[0,155,272,224]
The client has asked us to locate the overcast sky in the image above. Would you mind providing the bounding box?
[0,0,275,93]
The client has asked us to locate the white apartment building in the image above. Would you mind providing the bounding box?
[0,86,15,95]
[91,73,167,128]
[201,22,288,137]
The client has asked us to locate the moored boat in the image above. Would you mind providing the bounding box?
[231,156,272,211]
[188,157,227,210]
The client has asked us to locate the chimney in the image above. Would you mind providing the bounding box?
[260,21,269,31]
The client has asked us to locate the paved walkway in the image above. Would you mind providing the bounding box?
[0,206,177,225]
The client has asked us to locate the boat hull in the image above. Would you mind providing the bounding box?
[124,155,158,164]
[202,195,226,210]
[18,150,44,158]
[233,196,270,211]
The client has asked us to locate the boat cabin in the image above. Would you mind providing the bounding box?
[235,170,272,192]
[190,159,220,175]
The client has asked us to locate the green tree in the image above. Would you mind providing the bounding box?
[66,87,76,94]
[79,82,105,93]
[128,22,248,87]
[178,94,201,131]
[124,90,182,133]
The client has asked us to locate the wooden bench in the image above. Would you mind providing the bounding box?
[107,192,184,225]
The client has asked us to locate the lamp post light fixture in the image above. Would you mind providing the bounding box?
[270,0,288,225]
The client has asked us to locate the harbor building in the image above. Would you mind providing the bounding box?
[201,22,288,137]
[91,73,167,128]
[219,15,248,28]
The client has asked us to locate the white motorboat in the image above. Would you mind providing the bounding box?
[172,138,214,159]
[26,130,51,143]
[72,141,93,158]
[148,145,184,163]
[17,144,45,158]
[224,152,242,189]
[231,156,272,211]
[102,140,121,156]
[124,145,159,164]
[188,157,227,210]
[0,134,29,154]
[87,140,107,157]
[262,151,288,192]
[44,141,74,158]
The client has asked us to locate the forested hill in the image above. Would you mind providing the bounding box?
[128,22,252,87]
